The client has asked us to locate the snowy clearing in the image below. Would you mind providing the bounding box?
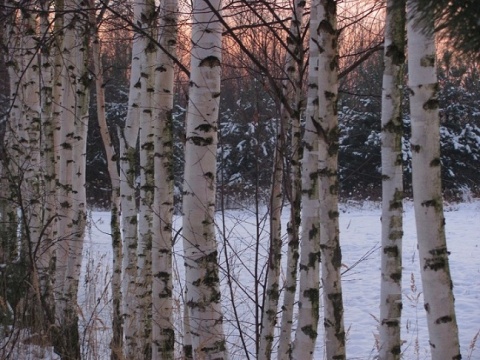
[14,200,477,359]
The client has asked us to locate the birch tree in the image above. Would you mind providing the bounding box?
[120,1,149,356]
[259,61,286,360]
[54,4,77,340]
[135,1,156,356]
[2,0,57,333]
[20,2,58,333]
[379,0,405,358]
[66,0,91,330]
[89,1,123,357]
[53,0,91,357]
[2,1,23,267]
[38,0,57,327]
[182,0,227,357]
[290,1,321,358]
[52,0,72,343]
[407,2,461,358]
[151,0,178,358]
[277,1,306,357]
[6,2,48,331]
[316,0,346,358]
[0,2,38,336]
[258,98,285,360]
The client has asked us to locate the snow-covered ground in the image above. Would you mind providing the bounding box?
[336,200,480,359]
[7,200,479,359]
[82,200,479,359]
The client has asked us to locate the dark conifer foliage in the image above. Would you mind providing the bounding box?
[85,50,480,206]
[411,0,480,56]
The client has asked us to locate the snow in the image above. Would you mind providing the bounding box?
[7,200,479,359]
[336,201,480,359]
[85,200,479,359]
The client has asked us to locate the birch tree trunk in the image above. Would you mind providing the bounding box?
[151,0,178,358]
[379,1,405,358]
[50,1,65,345]
[267,1,305,359]
[316,1,345,358]
[38,0,57,328]
[290,1,321,358]
[277,1,306,358]
[1,2,21,264]
[66,0,90,321]
[89,2,123,357]
[54,2,78,354]
[54,1,90,357]
[17,4,46,331]
[259,100,285,360]
[5,1,29,262]
[183,299,194,360]
[120,1,148,356]
[407,3,461,358]
[0,2,49,332]
[135,1,156,356]
[182,0,227,358]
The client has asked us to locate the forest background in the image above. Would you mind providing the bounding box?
[80,2,480,208]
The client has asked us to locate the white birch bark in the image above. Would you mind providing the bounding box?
[0,158,13,263]
[13,8,33,259]
[19,4,47,331]
[119,133,139,359]
[182,0,227,358]
[54,0,77,338]
[0,156,13,262]
[64,2,90,349]
[379,0,405,358]
[290,1,321,358]
[135,1,156,356]
[1,1,21,263]
[40,0,65,334]
[38,0,57,326]
[68,0,90,293]
[260,3,307,356]
[151,0,178,358]
[54,1,89,357]
[183,293,194,360]
[277,1,306,358]
[259,104,285,360]
[407,3,461,358]
[88,2,123,356]
[316,1,345,358]
[4,0,22,171]
[51,0,64,194]
[5,3,27,260]
[4,2,44,328]
[20,2,42,248]
[120,0,147,356]
[50,1,65,339]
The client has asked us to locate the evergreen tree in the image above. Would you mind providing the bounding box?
[411,0,480,56]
